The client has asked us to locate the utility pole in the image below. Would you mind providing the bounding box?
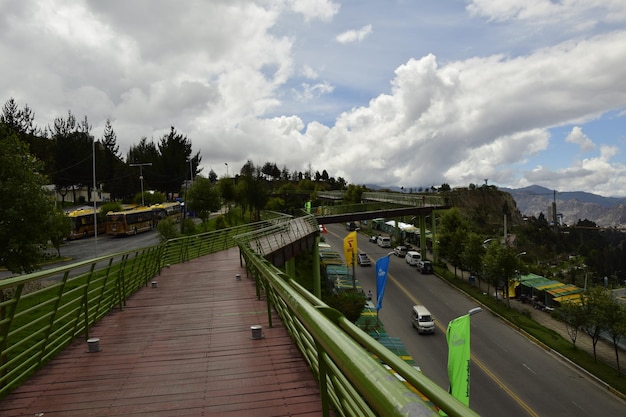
[552,189,558,233]
[129,163,152,206]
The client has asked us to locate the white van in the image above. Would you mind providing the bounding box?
[405,251,422,266]
[411,305,435,334]
[377,236,391,248]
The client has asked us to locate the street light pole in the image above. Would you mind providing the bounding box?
[129,163,152,206]
[92,139,98,257]
[225,162,228,178]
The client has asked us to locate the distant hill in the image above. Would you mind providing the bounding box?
[500,185,626,228]
[363,183,626,228]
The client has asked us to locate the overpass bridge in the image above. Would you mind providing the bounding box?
[0,202,474,416]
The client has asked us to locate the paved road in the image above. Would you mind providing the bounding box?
[322,224,626,417]
[0,231,161,280]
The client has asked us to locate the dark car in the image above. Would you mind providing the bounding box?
[417,260,433,274]
[369,235,379,243]
[357,253,372,266]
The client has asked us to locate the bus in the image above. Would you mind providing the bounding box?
[151,202,182,224]
[105,206,155,236]
[66,208,105,240]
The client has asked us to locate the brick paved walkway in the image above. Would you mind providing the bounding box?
[0,248,326,417]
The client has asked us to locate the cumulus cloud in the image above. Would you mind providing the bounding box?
[336,24,373,44]
[303,30,626,193]
[565,126,596,153]
[2,1,626,197]
[288,0,340,22]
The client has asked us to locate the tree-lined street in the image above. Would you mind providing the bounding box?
[321,223,626,417]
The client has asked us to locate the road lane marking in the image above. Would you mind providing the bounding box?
[388,270,541,417]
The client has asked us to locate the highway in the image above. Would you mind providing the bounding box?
[322,224,626,417]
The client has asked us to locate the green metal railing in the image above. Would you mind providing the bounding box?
[1,212,478,416]
[0,245,163,397]
[0,220,276,398]
[234,214,480,417]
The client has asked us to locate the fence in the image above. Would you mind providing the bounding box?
[0,213,478,416]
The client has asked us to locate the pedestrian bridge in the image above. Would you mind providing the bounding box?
[0,207,476,416]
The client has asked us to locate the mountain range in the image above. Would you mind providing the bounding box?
[499,185,626,228]
[365,184,626,228]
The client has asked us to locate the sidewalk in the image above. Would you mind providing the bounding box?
[509,295,618,366]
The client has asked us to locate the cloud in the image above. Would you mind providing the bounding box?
[565,126,596,153]
[288,0,340,22]
[303,30,626,192]
[336,24,373,44]
[2,1,626,197]
[300,65,319,79]
[466,0,626,26]
[293,81,335,102]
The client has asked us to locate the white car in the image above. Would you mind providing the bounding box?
[405,251,422,266]
[393,246,408,257]
[357,253,372,266]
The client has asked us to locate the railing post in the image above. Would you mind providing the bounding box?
[82,264,97,340]
[316,341,331,417]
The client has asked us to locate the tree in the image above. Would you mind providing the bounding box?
[186,176,222,223]
[483,242,520,306]
[580,286,611,361]
[438,208,469,278]
[50,111,94,204]
[461,232,485,285]
[0,126,55,273]
[604,297,626,373]
[48,209,71,257]
[155,127,201,198]
[99,119,127,201]
[217,176,236,221]
[557,300,585,348]
[2,98,38,135]
[344,184,365,204]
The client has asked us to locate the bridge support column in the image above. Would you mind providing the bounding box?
[431,210,439,263]
[419,215,427,260]
[285,257,296,280]
[313,236,321,299]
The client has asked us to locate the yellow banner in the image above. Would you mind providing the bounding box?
[343,231,357,266]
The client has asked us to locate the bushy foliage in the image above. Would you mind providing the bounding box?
[325,290,367,323]
[156,219,180,242]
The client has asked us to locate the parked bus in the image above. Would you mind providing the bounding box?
[151,202,182,224]
[66,208,105,240]
[105,206,154,236]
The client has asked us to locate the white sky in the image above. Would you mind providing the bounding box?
[1,0,626,196]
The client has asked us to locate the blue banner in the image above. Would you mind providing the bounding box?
[375,255,390,311]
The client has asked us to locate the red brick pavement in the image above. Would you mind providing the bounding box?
[0,248,326,417]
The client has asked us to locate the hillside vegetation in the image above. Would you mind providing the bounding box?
[443,186,524,234]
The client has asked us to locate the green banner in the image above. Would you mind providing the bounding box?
[446,314,471,406]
